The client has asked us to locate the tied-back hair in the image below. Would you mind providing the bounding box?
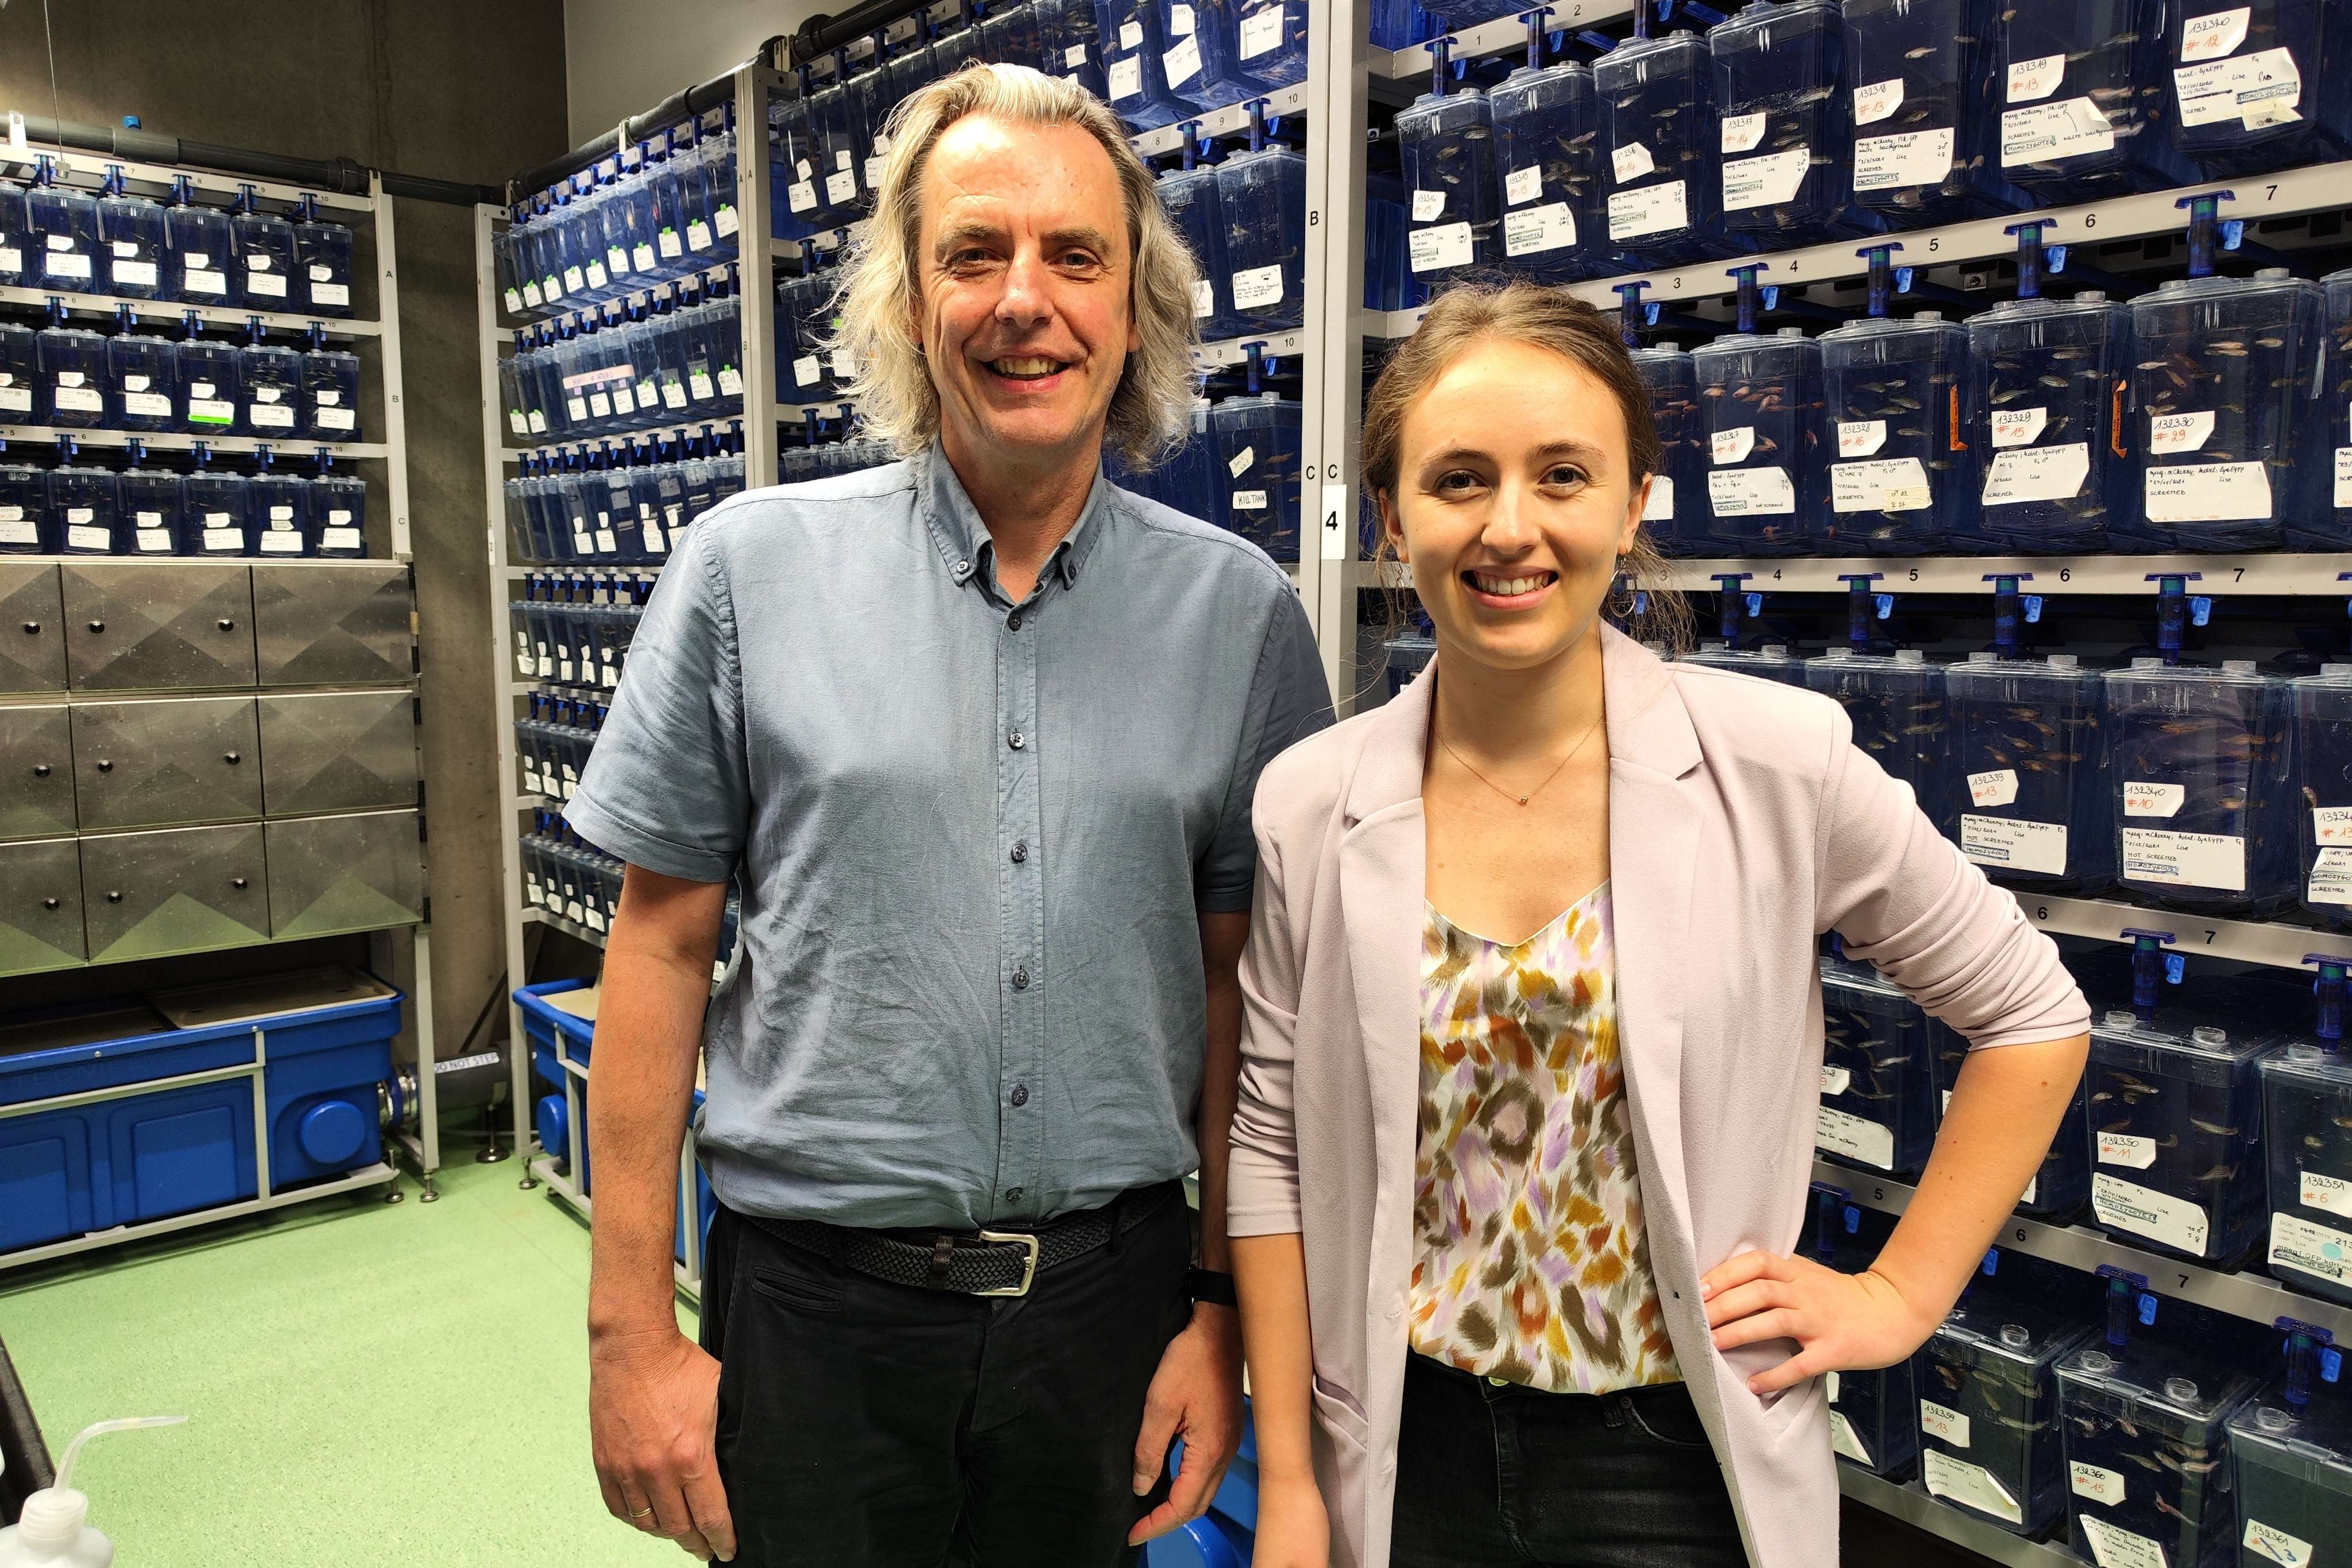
[1360,282,1693,653]
[826,63,1202,468]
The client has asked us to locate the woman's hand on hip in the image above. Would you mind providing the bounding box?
[1251,1471,1332,1568]
[1700,1250,1939,1396]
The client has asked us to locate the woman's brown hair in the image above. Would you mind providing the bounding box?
[1361,282,1693,653]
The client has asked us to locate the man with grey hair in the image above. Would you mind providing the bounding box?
[571,62,1329,1567]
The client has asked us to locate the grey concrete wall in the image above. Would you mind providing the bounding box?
[564,0,829,145]
[0,0,570,1069]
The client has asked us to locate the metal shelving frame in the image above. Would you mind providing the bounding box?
[0,137,440,1242]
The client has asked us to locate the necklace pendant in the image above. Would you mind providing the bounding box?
[1517,795,1529,805]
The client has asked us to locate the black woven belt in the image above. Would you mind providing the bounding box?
[751,1180,1182,1298]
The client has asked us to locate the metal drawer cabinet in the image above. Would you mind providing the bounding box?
[0,563,67,694]
[79,822,270,965]
[253,563,412,687]
[61,563,257,691]
[257,691,419,816]
[69,696,261,831]
[0,703,75,838]
[265,809,424,939]
[0,837,86,975]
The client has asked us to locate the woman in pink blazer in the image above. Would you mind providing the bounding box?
[1226,285,2091,1568]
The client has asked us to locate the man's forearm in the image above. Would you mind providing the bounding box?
[587,868,728,1342]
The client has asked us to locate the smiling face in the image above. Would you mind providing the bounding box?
[911,112,1141,479]
[1384,336,1648,676]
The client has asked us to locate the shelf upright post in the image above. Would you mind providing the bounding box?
[374,172,413,559]
[475,199,539,1188]
[733,61,782,489]
[1307,0,1372,711]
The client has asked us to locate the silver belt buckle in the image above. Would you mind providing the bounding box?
[975,1230,1041,1297]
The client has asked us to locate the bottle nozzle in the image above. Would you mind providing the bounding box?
[19,1416,188,1548]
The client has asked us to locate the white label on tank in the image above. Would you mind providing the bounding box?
[1232,264,1283,308]
[258,531,303,553]
[2243,1519,2315,1568]
[316,405,356,431]
[1189,278,1213,319]
[1969,769,2018,808]
[1642,474,1674,521]
[114,258,158,287]
[1990,406,2047,448]
[2125,827,2245,889]
[1853,78,1904,125]
[825,171,856,206]
[2181,7,2250,60]
[2305,846,2352,905]
[250,401,295,428]
[312,281,350,307]
[46,251,92,280]
[865,155,887,189]
[2092,1172,2210,1255]
[188,396,234,425]
[1711,427,1755,465]
[1922,1450,2020,1524]
[1816,1105,1895,1169]
[1120,18,1144,48]
[123,391,172,417]
[1108,55,1143,100]
[1828,1411,1872,1466]
[0,520,32,545]
[136,527,171,551]
[1721,112,1766,153]
[1229,446,1255,477]
[2149,410,2214,453]
[1839,420,1887,458]
[2098,1131,2158,1169]
[0,246,18,273]
[1506,165,1543,206]
[1232,489,1268,510]
[204,526,243,551]
[718,366,743,397]
[268,505,294,523]
[1608,180,1687,241]
[1408,223,1472,273]
[1918,1400,1970,1447]
[53,385,103,413]
[1708,467,1794,517]
[327,508,353,525]
[1170,3,1196,34]
[633,240,657,270]
[1163,33,1202,86]
[2269,1211,2352,1289]
[185,267,227,295]
[595,527,618,553]
[1411,189,1445,222]
[835,149,854,171]
[563,262,585,290]
[1065,41,1089,65]
[2336,448,2352,506]
[2007,53,2067,103]
[1854,126,1953,191]
[2003,98,2116,165]
[583,260,608,290]
[1611,142,1654,183]
[2145,461,2272,523]
[788,180,817,214]
[520,277,543,307]
[1820,1064,1851,1097]
[0,385,26,413]
[1963,816,2069,876]
[1503,204,1576,257]
[1239,6,1284,58]
[67,524,109,549]
[131,510,162,526]
[1981,443,2088,506]
[1723,148,1809,212]
[2304,1169,2352,1218]
[248,269,288,297]
[1832,457,1931,514]
[2071,1461,2127,1507]
[316,389,342,406]
[2176,49,2304,129]
[689,370,715,400]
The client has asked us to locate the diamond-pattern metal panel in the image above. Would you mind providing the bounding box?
[0,563,67,695]
[0,837,86,975]
[0,703,75,838]
[80,822,270,965]
[252,563,411,687]
[257,691,418,815]
[69,697,261,831]
[265,810,423,939]
[61,562,257,691]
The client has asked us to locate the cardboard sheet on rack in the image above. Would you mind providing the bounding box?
[546,985,600,1023]
[150,965,396,1029]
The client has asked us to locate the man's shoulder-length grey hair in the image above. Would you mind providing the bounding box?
[826,63,1202,469]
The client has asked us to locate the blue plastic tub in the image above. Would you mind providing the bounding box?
[519,979,714,1266]
[0,977,401,1255]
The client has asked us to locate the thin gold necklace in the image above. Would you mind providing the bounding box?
[1437,713,1604,807]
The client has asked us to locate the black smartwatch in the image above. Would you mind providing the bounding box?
[1187,1267,1238,1307]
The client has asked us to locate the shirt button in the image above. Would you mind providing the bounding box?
[1012,967,1031,990]
[1011,841,1028,864]
[1006,1186,1024,1202]
[1011,1084,1029,1106]
[1009,729,1026,750]
[1008,610,1024,630]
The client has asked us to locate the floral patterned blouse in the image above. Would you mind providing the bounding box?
[1410,882,1682,1393]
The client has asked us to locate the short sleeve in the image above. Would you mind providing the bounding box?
[1196,586,1332,912]
[565,517,749,883]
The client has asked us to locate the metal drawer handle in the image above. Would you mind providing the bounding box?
[105,891,122,903]
[231,877,249,890]
[95,759,113,773]
[21,621,38,634]
[41,898,58,911]
[86,620,105,633]
[32,764,49,777]
[223,750,242,765]
[217,618,236,632]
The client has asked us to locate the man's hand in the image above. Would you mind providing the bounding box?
[589,1326,737,1562]
[1701,1250,1941,1396]
[1126,1303,1245,1546]
[1249,1472,1330,1568]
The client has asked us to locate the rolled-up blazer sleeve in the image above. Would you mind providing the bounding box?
[1813,703,2091,1052]
[1228,814,1306,1236]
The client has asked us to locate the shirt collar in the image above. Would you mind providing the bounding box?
[918,438,1112,594]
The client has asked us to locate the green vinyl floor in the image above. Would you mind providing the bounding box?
[0,1128,695,1566]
